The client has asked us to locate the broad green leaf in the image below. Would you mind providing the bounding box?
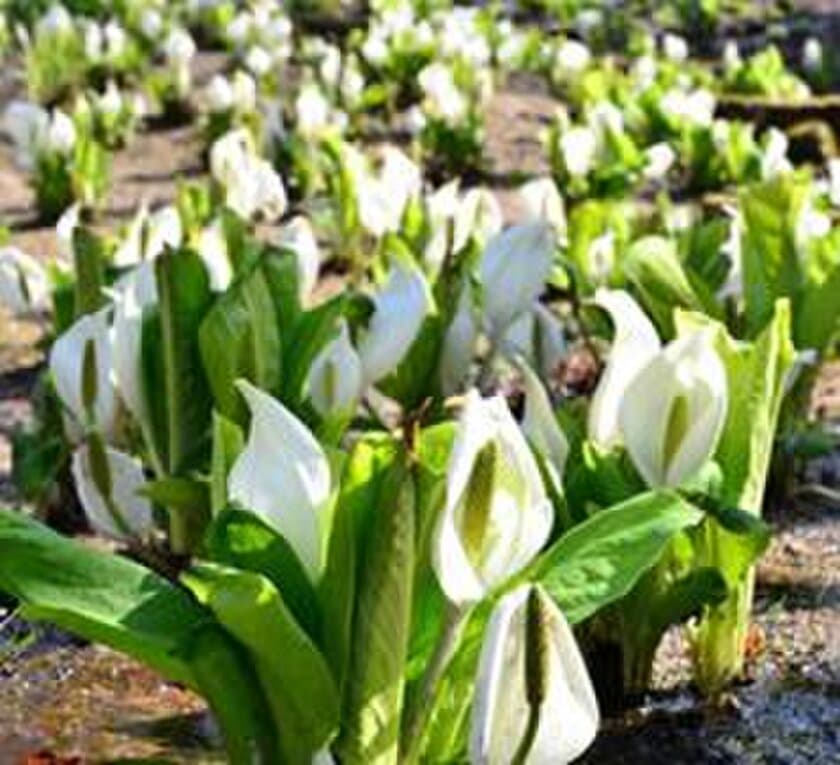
[151,249,214,476]
[797,230,840,350]
[0,510,205,686]
[183,563,339,763]
[318,434,397,694]
[282,293,347,409]
[199,260,282,424]
[624,235,718,337]
[532,490,704,624]
[204,509,319,638]
[338,450,416,765]
[739,175,809,338]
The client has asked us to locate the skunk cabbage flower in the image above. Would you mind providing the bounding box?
[470,585,599,765]
[440,287,479,395]
[0,247,49,315]
[50,309,118,440]
[276,216,320,303]
[559,126,597,178]
[228,381,331,580]
[71,442,153,540]
[306,320,363,418]
[112,263,157,429]
[358,259,434,385]
[432,390,553,605]
[803,38,823,73]
[588,289,660,447]
[663,33,689,63]
[519,178,566,239]
[197,218,233,292]
[521,363,569,492]
[210,130,287,222]
[480,222,555,340]
[114,204,183,267]
[619,331,728,488]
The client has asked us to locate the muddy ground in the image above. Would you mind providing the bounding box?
[1,4,840,764]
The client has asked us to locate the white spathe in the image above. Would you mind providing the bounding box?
[587,289,661,448]
[521,362,569,493]
[228,380,332,580]
[470,585,599,765]
[71,443,154,540]
[619,331,728,488]
[480,222,555,340]
[357,259,434,386]
[0,246,49,315]
[306,320,363,418]
[112,262,158,430]
[440,287,479,396]
[276,216,321,303]
[432,390,553,605]
[50,308,118,440]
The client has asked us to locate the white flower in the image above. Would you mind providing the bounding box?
[83,21,103,59]
[643,142,676,180]
[519,178,566,239]
[228,381,332,581]
[197,218,233,292]
[71,442,154,540]
[56,203,81,260]
[432,390,554,605]
[206,74,234,112]
[163,28,196,65]
[296,84,331,136]
[440,287,479,395]
[521,363,569,493]
[306,320,363,418]
[210,129,287,221]
[480,222,555,340]
[140,9,163,40]
[803,37,823,72]
[232,71,257,113]
[501,303,566,381]
[723,41,741,72]
[358,259,434,385]
[588,289,661,447]
[619,331,728,488]
[45,109,76,155]
[50,309,118,440]
[36,5,73,38]
[0,247,49,315]
[98,80,124,117]
[419,63,467,125]
[660,88,715,127]
[761,128,792,180]
[554,39,591,79]
[276,216,320,303]
[470,584,599,765]
[244,45,272,76]
[3,101,49,166]
[662,33,689,63]
[112,263,158,429]
[454,188,503,253]
[114,204,183,268]
[560,126,597,178]
[103,20,127,60]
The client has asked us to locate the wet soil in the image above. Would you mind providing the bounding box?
[1,6,840,764]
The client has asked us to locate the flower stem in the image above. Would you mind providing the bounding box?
[402,601,468,763]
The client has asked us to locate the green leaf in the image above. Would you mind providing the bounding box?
[0,510,206,686]
[532,490,704,624]
[338,450,416,765]
[0,512,281,764]
[624,235,718,337]
[183,563,340,763]
[199,260,282,424]
[210,411,244,516]
[318,434,397,695]
[152,248,215,476]
[281,293,347,409]
[739,174,809,338]
[204,509,319,639]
